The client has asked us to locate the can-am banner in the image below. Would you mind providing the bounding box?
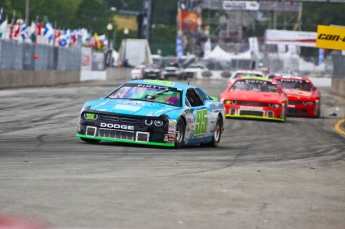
[222,1,259,11]
[316,25,345,50]
[265,29,317,47]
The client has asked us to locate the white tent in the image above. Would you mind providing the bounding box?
[117,39,153,66]
[204,45,233,60]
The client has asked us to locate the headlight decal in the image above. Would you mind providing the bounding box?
[144,119,153,126]
[154,120,164,127]
[83,113,98,120]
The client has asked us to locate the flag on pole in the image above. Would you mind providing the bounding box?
[9,12,16,40]
[43,21,54,41]
[20,21,29,41]
[54,29,61,47]
[36,17,42,36]
[0,8,3,24]
[13,20,22,39]
[94,33,101,50]
[59,30,67,47]
[0,19,7,39]
[30,21,37,43]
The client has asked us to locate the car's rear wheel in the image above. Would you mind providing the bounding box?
[206,117,222,147]
[174,119,185,148]
[80,137,100,144]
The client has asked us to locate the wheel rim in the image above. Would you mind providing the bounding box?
[214,121,221,142]
[176,122,183,143]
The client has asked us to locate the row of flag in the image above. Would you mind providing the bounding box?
[0,7,109,49]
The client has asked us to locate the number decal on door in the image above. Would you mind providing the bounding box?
[195,109,208,135]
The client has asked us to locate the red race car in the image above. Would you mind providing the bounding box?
[220,76,287,122]
[273,76,321,118]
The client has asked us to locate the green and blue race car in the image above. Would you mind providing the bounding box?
[76,80,225,148]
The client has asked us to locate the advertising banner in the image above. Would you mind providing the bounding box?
[177,0,203,57]
[176,36,184,58]
[223,1,259,11]
[316,25,345,50]
[265,29,317,47]
[81,47,91,71]
[91,50,105,71]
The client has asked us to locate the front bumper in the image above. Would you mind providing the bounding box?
[224,105,285,122]
[77,110,176,147]
[287,101,319,117]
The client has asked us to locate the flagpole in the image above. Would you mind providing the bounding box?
[25,0,30,24]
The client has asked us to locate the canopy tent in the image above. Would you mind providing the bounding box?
[204,45,233,60]
[204,45,253,60]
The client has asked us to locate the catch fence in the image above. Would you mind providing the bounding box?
[0,40,81,71]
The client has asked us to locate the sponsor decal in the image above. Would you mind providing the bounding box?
[124,101,145,106]
[113,104,141,112]
[195,109,208,135]
[144,80,175,86]
[164,134,169,142]
[240,106,264,110]
[100,123,134,130]
[85,113,97,120]
[210,103,223,111]
[223,1,259,11]
[137,84,168,90]
[316,25,345,50]
[168,119,177,126]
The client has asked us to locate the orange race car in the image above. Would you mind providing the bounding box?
[273,76,321,118]
[220,76,287,122]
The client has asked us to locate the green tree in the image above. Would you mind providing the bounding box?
[74,0,109,33]
[1,0,19,20]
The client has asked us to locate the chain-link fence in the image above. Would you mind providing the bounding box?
[0,40,81,71]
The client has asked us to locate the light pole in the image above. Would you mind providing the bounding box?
[123,28,129,67]
[106,23,113,50]
[106,23,113,67]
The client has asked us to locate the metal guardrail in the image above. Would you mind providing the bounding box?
[0,40,81,71]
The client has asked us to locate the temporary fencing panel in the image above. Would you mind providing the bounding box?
[0,39,81,71]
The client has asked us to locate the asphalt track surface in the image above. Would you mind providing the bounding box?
[0,78,344,229]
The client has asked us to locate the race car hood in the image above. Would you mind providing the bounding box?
[283,89,315,100]
[224,90,284,103]
[84,99,180,117]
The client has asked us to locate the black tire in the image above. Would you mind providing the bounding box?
[174,118,186,148]
[80,137,100,144]
[206,117,222,147]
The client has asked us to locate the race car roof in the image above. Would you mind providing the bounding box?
[273,75,311,82]
[238,76,271,81]
[126,79,195,89]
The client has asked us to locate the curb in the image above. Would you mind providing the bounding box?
[322,91,345,136]
[334,118,345,136]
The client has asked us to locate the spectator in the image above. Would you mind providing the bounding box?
[122,58,130,68]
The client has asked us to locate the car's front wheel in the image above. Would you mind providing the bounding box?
[206,117,222,147]
[80,137,100,144]
[174,118,186,148]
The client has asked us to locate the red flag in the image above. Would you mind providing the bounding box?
[13,21,21,38]
[37,22,42,35]
[9,12,16,40]
[54,29,61,47]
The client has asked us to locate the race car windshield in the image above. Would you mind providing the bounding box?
[107,83,182,107]
[276,79,313,92]
[230,79,279,93]
[234,73,263,79]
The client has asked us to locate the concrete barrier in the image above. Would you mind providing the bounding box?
[0,71,80,89]
[106,68,131,81]
[308,77,332,88]
[332,78,345,97]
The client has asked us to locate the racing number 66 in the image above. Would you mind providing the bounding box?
[195,109,208,135]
